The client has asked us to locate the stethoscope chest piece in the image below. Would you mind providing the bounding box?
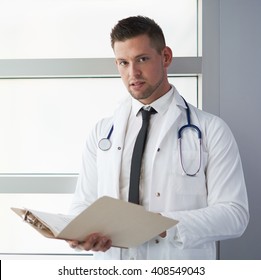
[98,125,114,151]
[98,138,112,151]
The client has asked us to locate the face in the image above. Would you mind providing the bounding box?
[113,34,172,104]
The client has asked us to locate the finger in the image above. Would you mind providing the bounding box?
[101,239,112,252]
[92,236,112,252]
[67,240,80,249]
[80,233,100,251]
[159,231,167,238]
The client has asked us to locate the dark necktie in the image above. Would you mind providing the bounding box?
[128,107,156,204]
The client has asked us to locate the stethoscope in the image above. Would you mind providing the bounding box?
[178,98,202,176]
[98,125,114,151]
[98,97,202,176]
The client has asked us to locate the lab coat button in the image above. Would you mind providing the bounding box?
[155,239,160,244]
[155,192,160,197]
[117,147,121,150]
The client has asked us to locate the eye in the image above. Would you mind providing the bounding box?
[138,56,149,62]
[118,60,128,67]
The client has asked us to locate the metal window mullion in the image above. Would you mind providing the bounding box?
[0,57,202,78]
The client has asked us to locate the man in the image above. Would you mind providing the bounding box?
[68,16,249,259]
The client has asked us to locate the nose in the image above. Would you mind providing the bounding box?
[128,62,141,78]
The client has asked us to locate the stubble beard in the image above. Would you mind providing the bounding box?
[128,71,165,103]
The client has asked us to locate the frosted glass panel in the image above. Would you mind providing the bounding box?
[0,193,92,256]
[0,0,197,58]
[0,77,197,173]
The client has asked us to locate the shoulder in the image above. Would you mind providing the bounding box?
[189,104,230,131]
[94,96,131,137]
[189,104,237,148]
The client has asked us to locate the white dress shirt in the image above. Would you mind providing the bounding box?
[119,88,174,210]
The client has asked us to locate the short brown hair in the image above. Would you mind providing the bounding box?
[110,16,166,54]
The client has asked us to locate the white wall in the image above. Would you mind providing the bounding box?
[203,0,261,259]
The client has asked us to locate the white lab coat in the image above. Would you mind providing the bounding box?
[70,88,249,260]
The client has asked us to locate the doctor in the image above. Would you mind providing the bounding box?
[68,16,249,259]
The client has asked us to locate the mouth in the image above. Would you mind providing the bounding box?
[129,81,145,89]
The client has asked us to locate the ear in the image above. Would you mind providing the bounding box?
[162,46,173,67]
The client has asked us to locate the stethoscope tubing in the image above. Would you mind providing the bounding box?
[98,97,202,176]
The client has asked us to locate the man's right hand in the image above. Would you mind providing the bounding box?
[67,232,112,252]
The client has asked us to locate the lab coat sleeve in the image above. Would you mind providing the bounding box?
[162,116,249,249]
[69,119,109,215]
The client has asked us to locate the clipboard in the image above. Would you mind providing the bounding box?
[11,196,178,249]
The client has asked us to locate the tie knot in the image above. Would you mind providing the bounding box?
[141,107,157,121]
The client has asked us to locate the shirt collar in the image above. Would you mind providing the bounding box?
[131,86,174,117]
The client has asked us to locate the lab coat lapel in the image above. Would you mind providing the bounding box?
[110,98,132,198]
[155,90,184,148]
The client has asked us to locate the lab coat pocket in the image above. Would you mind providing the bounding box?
[173,150,208,195]
[164,150,208,211]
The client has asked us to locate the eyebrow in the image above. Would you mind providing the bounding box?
[115,53,151,61]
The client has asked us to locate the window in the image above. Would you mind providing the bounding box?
[0,0,201,257]
[0,77,197,173]
[0,0,197,58]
